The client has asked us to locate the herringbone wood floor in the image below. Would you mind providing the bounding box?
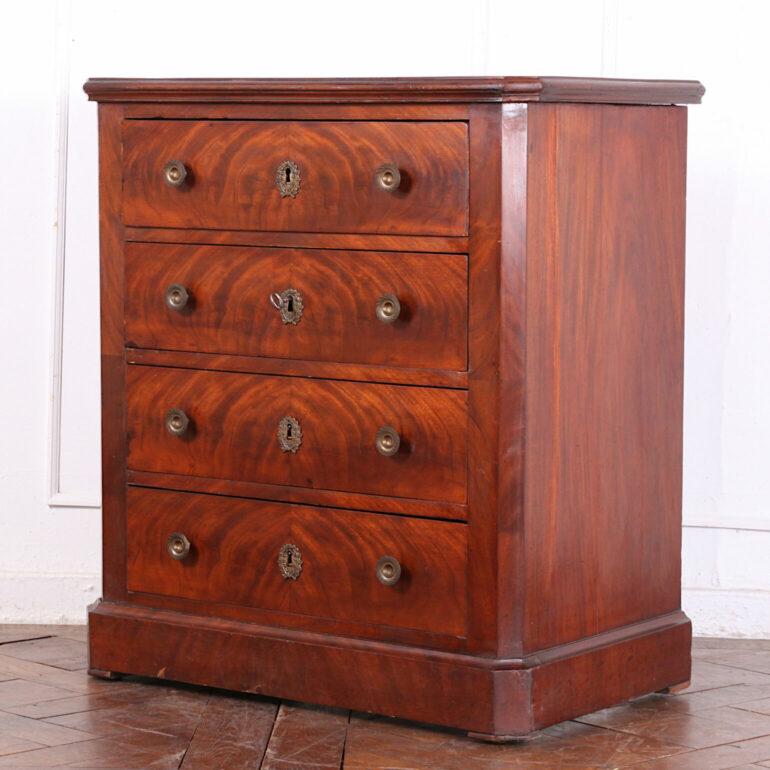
[0,629,768,768]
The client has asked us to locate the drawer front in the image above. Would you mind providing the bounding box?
[125,243,468,371]
[126,487,467,636]
[122,120,469,236]
[126,366,467,504]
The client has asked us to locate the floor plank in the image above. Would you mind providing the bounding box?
[260,701,350,770]
[0,637,87,672]
[0,630,768,769]
[180,692,278,768]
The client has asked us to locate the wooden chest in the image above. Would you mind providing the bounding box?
[84,76,704,740]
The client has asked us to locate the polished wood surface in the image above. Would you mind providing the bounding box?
[96,104,127,602]
[523,103,687,652]
[122,120,469,235]
[125,243,468,369]
[127,469,468,522]
[125,225,469,254]
[85,75,705,104]
[0,629,767,769]
[126,365,468,504]
[88,77,698,739]
[126,347,469,389]
[126,487,468,637]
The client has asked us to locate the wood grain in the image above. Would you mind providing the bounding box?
[125,243,468,370]
[97,104,128,601]
[126,348,469,390]
[260,702,349,770]
[179,694,277,768]
[122,120,469,236]
[127,469,468,522]
[88,601,692,737]
[84,76,705,105]
[9,626,770,769]
[125,226,468,254]
[523,103,688,652]
[126,365,468,504]
[88,82,698,739]
[126,487,468,637]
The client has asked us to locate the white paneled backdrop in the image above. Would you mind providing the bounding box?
[1,0,768,634]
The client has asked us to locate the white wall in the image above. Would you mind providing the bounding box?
[1,0,768,635]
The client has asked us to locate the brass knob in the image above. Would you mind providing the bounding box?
[167,532,191,560]
[375,294,401,324]
[375,163,401,192]
[375,426,400,457]
[165,408,190,437]
[165,284,189,311]
[163,160,188,187]
[376,556,401,586]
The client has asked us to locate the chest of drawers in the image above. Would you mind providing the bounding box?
[84,76,703,740]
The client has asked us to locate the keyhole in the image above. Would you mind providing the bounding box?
[286,296,294,313]
[286,423,292,439]
[285,166,292,184]
[286,550,293,565]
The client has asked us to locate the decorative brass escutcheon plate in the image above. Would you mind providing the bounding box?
[277,415,302,453]
[276,160,301,197]
[269,287,304,325]
[278,543,302,580]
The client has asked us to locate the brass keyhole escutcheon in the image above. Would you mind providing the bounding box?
[278,543,302,580]
[269,288,303,325]
[277,416,302,453]
[276,160,301,198]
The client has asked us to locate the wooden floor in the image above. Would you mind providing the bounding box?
[0,630,768,768]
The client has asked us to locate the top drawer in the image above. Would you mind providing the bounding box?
[122,120,469,236]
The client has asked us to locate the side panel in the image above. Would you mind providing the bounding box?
[524,104,688,652]
[98,104,127,600]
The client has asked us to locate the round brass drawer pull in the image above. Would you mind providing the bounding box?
[165,408,190,437]
[375,163,401,192]
[165,284,189,311]
[375,294,401,324]
[163,159,188,187]
[376,555,401,586]
[167,532,191,560]
[375,425,400,457]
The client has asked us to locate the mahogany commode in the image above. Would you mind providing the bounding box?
[84,76,703,740]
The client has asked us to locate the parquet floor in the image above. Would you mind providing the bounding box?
[0,629,768,767]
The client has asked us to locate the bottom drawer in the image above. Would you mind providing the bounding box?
[126,487,468,637]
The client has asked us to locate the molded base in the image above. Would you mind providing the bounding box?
[88,600,691,738]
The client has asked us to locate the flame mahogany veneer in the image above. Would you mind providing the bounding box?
[85,76,703,740]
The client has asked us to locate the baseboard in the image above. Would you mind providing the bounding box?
[0,571,98,624]
[684,587,770,639]
[89,600,691,737]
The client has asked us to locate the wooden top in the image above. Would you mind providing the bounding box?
[83,76,704,105]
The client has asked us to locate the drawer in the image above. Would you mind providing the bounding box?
[122,120,468,236]
[126,366,467,504]
[126,487,467,637]
[125,243,468,371]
